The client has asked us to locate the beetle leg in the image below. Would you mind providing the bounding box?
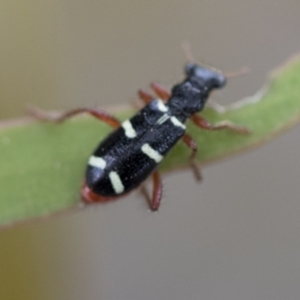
[140,171,163,211]
[192,114,251,134]
[28,106,121,128]
[150,82,171,101]
[138,89,154,104]
[150,171,163,211]
[138,82,170,104]
[182,133,202,181]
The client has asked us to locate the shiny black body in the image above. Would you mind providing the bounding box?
[86,63,226,196]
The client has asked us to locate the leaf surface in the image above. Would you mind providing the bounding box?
[1,54,300,228]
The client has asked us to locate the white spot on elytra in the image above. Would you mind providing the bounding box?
[109,171,124,194]
[141,143,163,163]
[88,156,106,169]
[156,99,168,112]
[170,116,186,129]
[122,120,137,138]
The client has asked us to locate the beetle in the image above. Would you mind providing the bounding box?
[30,61,250,211]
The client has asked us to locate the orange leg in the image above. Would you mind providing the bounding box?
[140,170,163,211]
[138,89,154,104]
[28,106,121,128]
[150,82,171,101]
[138,82,170,105]
[182,133,202,181]
[191,114,251,134]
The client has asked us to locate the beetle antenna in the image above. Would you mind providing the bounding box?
[181,41,196,63]
[225,66,250,78]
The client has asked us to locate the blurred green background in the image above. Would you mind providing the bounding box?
[1,1,300,299]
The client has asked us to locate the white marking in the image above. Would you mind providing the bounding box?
[88,156,106,169]
[141,143,163,163]
[156,99,168,112]
[109,171,124,194]
[156,113,169,125]
[170,116,186,129]
[122,120,137,138]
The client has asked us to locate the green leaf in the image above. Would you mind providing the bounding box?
[1,53,300,228]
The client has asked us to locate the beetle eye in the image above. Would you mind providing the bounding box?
[213,73,227,88]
